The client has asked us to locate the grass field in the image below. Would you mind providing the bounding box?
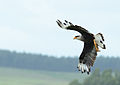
[0,67,88,85]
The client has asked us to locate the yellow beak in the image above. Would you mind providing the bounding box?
[73,37,77,39]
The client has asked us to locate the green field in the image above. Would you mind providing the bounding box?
[0,67,87,85]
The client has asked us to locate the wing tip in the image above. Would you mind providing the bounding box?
[98,33,105,41]
[77,63,90,75]
[56,19,72,29]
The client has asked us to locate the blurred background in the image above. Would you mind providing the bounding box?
[0,0,120,85]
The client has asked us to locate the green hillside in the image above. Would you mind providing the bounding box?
[0,67,87,85]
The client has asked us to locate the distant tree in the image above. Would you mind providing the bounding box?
[83,69,100,85]
[69,79,81,85]
[69,69,120,85]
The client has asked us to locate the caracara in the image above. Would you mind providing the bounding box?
[56,20,106,74]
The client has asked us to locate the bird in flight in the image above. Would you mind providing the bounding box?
[56,19,106,74]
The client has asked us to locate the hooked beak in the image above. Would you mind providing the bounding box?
[73,37,77,40]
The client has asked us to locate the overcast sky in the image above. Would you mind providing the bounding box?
[0,0,120,57]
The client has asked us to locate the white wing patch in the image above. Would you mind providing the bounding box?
[94,33,106,49]
[77,63,90,74]
[56,20,73,29]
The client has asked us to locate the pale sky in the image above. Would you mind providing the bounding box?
[0,0,120,57]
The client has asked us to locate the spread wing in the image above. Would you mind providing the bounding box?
[78,41,97,74]
[56,20,93,39]
[56,19,97,74]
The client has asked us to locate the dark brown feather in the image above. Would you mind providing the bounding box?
[79,41,97,67]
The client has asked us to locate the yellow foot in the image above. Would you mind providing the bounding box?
[93,39,99,52]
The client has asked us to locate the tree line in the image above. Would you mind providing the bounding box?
[0,49,120,72]
[69,69,120,85]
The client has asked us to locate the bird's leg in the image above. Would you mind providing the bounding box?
[93,39,99,52]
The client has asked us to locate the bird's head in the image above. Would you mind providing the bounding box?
[73,35,82,40]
